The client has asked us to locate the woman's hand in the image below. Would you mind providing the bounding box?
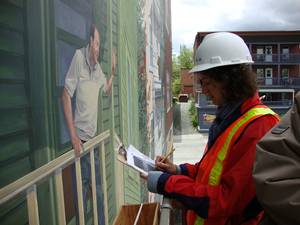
[155,156,177,174]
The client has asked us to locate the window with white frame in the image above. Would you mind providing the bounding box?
[256,68,264,80]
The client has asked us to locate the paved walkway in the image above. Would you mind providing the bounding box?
[173,102,197,135]
[173,133,207,164]
[173,102,208,164]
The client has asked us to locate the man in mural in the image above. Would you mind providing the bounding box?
[145,32,279,225]
[62,24,116,224]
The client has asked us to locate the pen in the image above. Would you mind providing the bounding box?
[161,147,175,163]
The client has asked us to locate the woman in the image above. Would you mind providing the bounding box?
[146,32,279,225]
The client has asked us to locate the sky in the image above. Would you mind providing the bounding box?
[171,0,300,55]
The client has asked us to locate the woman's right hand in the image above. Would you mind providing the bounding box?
[155,156,177,174]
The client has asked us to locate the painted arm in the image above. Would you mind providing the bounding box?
[105,48,117,93]
[61,88,82,156]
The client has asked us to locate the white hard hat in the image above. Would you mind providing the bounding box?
[190,32,253,73]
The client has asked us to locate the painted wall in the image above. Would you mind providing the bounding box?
[0,0,172,224]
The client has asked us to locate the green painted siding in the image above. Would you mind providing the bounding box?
[0,0,173,224]
[0,0,33,189]
[119,0,143,205]
[0,1,35,224]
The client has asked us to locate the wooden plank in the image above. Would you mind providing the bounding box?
[0,194,25,217]
[0,84,28,109]
[26,185,40,225]
[0,133,30,162]
[54,169,66,225]
[100,142,109,225]
[75,158,85,225]
[0,157,31,188]
[6,0,23,8]
[0,2,23,31]
[0,199,27,225]
[90,149,98,225]
[0,109,28,137]
[0,56,25,80]
[0,28,24,55]
[113,203,159,225]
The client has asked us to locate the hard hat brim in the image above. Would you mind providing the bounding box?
[189,60,254,73]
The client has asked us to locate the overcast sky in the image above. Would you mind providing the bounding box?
[171,0,300,55]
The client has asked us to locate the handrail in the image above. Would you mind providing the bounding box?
[0,130,110,225]
[160,197,173,225]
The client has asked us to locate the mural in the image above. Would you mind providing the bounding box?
[0,0,172,224]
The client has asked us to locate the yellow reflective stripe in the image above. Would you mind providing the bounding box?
[194,215,204,225]
[208,107,276,186]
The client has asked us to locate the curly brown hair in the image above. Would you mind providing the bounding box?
[202,64,257,103]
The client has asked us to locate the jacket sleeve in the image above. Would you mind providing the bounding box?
[152,115,278,219]
[179,162,201,178]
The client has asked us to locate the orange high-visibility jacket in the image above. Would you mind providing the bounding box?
[155,95,279,225]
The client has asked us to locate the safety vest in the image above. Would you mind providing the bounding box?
[194,105,278,225]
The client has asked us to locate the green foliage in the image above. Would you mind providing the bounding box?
[189,98,198,128]
[172,54,180,96]
[172,45,193,97]
[178,45,193,69]
[172,54,180,79]
[172,78,181,96]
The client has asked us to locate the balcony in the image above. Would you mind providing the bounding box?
[257,77,300,88]
[252,53,300,64]
[195,77,300,92]
[261,99,293,107]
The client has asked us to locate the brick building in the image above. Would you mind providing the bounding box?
[193,31,300,131]
[180,68,194,97]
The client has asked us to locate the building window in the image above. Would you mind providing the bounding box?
[256,68,264,79]
[256,48,264,61]
[282,47,290,62]
[282,68,289,85]
[256,68,264,85]
[282,68,289,78]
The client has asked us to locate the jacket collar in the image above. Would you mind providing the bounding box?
[240,92,262,114]
[207,92,261,149]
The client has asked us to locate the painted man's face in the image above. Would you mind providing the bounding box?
[90,29,100,65]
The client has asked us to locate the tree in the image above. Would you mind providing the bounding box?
[178,45,193,69]
[172,45,193,97]
[172,54,181,96]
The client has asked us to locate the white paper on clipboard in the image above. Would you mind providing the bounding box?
[125,145,156,176]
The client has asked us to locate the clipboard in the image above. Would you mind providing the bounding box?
[117,144,155,176]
